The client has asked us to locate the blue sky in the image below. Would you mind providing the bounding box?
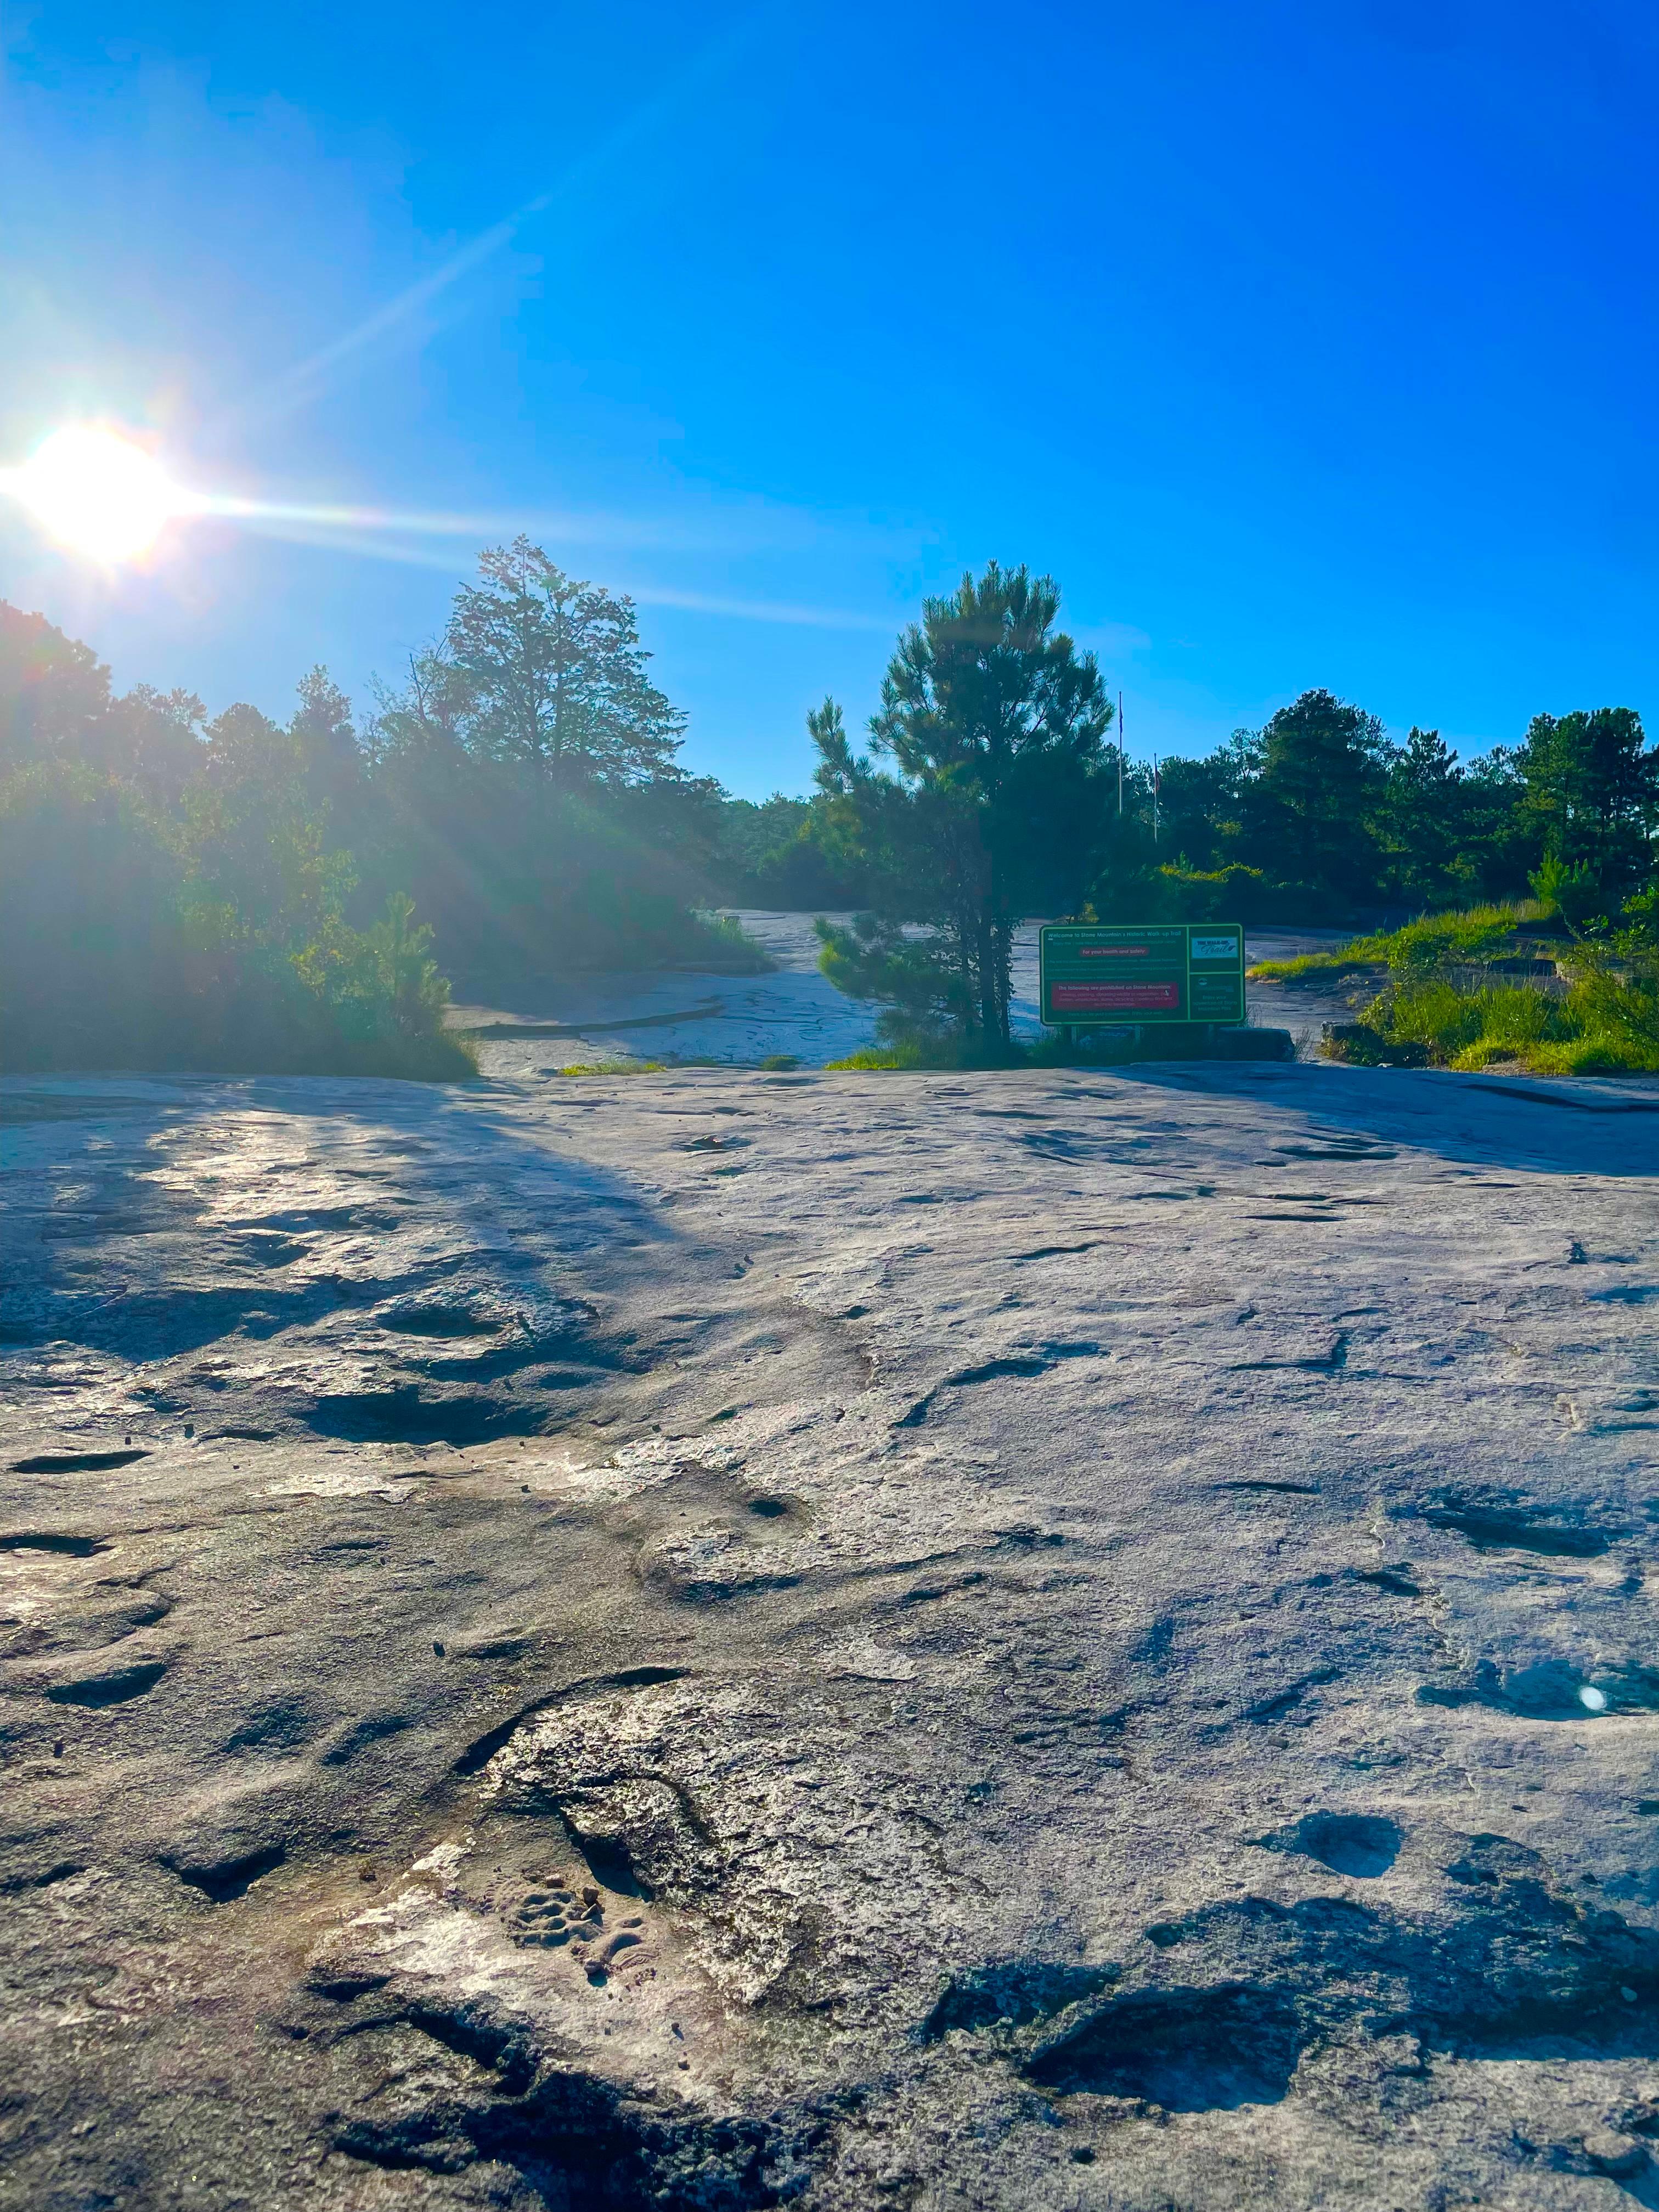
[2,0,1656,798]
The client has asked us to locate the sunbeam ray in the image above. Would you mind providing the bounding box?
[192,493,825,557]
[215,7,774,438]
[215,508,892,628]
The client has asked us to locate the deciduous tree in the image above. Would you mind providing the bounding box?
[443,538,684,786]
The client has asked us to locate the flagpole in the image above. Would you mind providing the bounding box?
[1117,690,1124,816]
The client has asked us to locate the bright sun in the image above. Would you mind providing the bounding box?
[1,425,183,563]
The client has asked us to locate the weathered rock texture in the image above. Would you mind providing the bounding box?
[5,1060,1659,2208]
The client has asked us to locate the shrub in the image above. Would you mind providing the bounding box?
[814,913,970,1055]
[0,770,472,1077]
[1147,862,1276,923]
[1284,894,1659,1074]
[686,911,772,971]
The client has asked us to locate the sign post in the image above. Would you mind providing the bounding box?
[1039,922,1246,1031]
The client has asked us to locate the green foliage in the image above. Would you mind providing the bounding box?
[441,538,684,785]
[1368,905,1532,970]
[1246,688,1387,890]
[1374,726,1467,907]
[14,534,1659,1086]
[1248,951,1364,983]
[1551,918,1659,1068]
[551,1058,665,1076]
[823,1043,930,1070]
[709,791,870,906]
[813,564,1115,1045]
[1517,707,1657,909]
[0,602,109,772]
[0,549,792,1087]
[1079,690,1659,926]
[1250,904,1531,981]
[0,606,452,1077]
[0,758,473,1076]
[1091,861,1276,924]
[685,911,772,971]
[1379,977,1556,1063]
[1151,743,1252,871]
[1528,853,1604,935]
[1346,972,1659,1076]
[1320,1025,1429,1068]
[718,792,812,876]
[814,912,971,1052]
[286,888,472,1075]
[1312,889,1659,1075]
[1082,692,1417,924]
[364,549,754,981]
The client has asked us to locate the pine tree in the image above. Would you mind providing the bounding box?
[813,563,1114,1043]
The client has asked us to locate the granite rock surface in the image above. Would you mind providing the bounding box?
[5,1060,1659,2208]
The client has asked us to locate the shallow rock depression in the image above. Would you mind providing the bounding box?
[6,1060,1659,2209]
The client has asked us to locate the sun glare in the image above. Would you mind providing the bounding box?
[1,426,184,563]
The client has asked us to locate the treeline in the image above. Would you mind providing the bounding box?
[0,540,775,1074]
[5,537,1654,1071]
[777,682,1659,938]
[788,563,1658,1050]
[1110,694,1658,924]
[0,621,475,1077]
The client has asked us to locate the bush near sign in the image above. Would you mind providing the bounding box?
[1039,922,1246,1026]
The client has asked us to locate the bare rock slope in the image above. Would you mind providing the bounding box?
[6,1060,1659,2208]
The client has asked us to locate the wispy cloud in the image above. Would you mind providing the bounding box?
[221,9,773,435]
[233,195,553,427]
[193,490,869,559]
[625,583,893,631]
[221,510,895,631]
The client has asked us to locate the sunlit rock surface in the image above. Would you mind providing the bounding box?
[6,1059,1659,2208]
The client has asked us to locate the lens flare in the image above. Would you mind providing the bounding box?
[0,426,184,562]
[0,424,885,629]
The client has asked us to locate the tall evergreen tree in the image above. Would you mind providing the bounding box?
[1378,726,1464,907]
[1245,688,1386,895]
[1517,707,1657,905]
[814,562,1114,1043]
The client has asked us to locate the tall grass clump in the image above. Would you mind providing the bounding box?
[1372,977,1567,1068]
[686,911,773,971]
[550,1058,667,1076]
[1250,904,1533,983]
[1323,896,1659,1075]
[823,1042,932,1070]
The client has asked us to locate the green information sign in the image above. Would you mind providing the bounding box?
[1039,921,1246,1026]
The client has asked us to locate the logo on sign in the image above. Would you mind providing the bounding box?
[1189,935,1237,961]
